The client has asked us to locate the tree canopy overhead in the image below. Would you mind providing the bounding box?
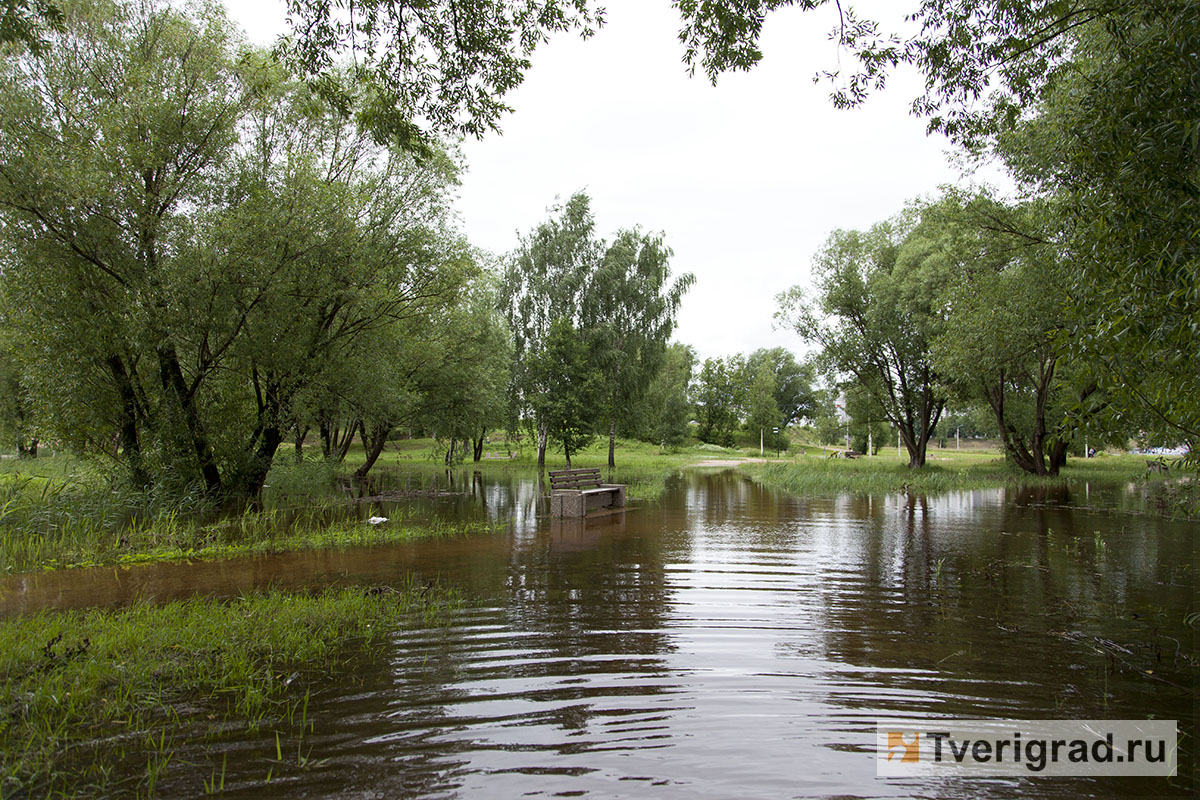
[0,0,65,53]
[673,1,1187,146]
[276,0,604,148]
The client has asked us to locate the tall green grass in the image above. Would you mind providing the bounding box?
[0,583,459,798]
[1,499,496,574]
[0,455,497,574]
[743,452,1157,498]
[361,435,733,499]
[0,462,214,574]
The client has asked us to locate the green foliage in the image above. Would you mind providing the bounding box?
[637,342,696,449]
[411,273,513,461]
[0,452,495,572]
[695,355,745,447]
[939,406,999,441]
[995,5,1200,459]
[502,191,601,466]
[277,0,605,145]
[0,1,471,497]
[527,318,602,464]
[677,0,1200,462]
[808,387,846,447]
[744,358,782,451]
[584,228,694,466]
[674,1,1160,146]
[744,347,817,428]
[0,0,65,54]
[0,345,37,455]
[778,206,948,467]
[502,192,693,468]
[844,383,888,455]
[926,193,1087,475]
[743,451,1154,499]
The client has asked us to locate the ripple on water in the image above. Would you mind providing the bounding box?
[7,470,1195,798]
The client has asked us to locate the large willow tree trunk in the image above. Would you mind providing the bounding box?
[355,421,392,479]
[158,344,222,496]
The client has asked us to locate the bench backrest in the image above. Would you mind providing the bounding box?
[549,467,603,490]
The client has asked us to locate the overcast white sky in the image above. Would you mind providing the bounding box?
[225,1,1000,362]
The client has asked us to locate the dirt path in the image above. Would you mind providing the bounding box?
[686,457,787,468]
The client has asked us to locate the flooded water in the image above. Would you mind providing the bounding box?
[1,469,1196,797]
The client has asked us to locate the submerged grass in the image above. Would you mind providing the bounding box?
[0,437,704,574]
[1,503,496,575]
[0,454,499,574]
[742,451,1169,499]
[0,583,460,799]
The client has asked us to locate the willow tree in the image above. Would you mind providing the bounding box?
[277,0,604,147]
[995,6,1200,457]
[677,0,1200,459]
[0,0,468,497]
[526,318,602,467]
[779,208,949,467]
[928,195,1088,476]
[407,274,512,469]
[695,355,746,448]
[584,229,693,469]
[637,342,696,450]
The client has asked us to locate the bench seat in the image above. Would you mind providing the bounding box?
[549,468,626,517]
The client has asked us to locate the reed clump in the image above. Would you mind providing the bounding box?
[0,582,460,798]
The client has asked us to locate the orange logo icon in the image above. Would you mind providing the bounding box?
[887,731,920,763]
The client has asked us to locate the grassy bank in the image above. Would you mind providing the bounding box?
[0,435,704,574]
[742,451,1174,499]
[0,583,458,799]
[0,455,497,574]
[336,435,741,502]
[2,508,497,574]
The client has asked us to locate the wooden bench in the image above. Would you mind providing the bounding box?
[548,468,626,518]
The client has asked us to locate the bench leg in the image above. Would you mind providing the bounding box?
[563,492,584,518]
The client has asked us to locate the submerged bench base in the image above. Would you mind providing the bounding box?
[550,485,627,518]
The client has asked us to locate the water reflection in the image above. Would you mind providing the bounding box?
[1,469,1194,798]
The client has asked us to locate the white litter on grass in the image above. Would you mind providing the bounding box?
[367,516,388,525]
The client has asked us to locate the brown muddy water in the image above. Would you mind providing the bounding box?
[2,469,1197,798]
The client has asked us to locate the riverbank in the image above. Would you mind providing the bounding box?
[351,435,748,500]
[0,435,706,574]
[7,436,726,573]
[0,582,459,799]
[3,440,1190,575]
[741,450,1193,511]
[0,484,498,575]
